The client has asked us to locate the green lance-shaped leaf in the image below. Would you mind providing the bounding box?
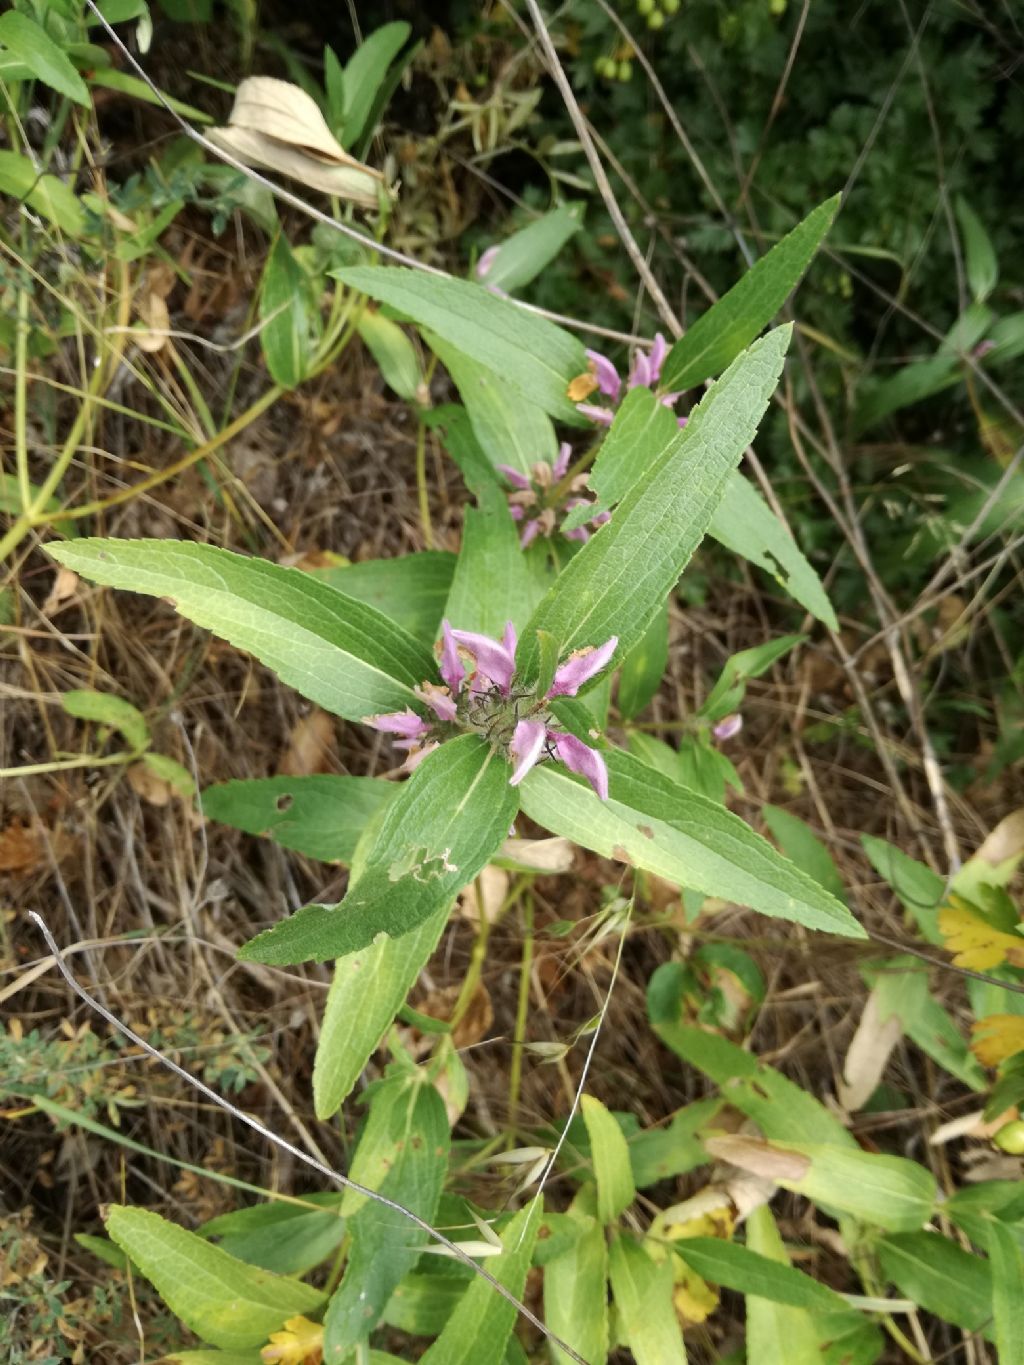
[0,151,86,236]
[260,235,318,388]
[428,334,559,481]
[517,327,792,678]
[314,551,456,647]
[643,1007,857,1148]
[478,203,583,293]
[581,1094,635,1224]
[569,387,836,627]
[199,1194,346,1277]
[710,1138,936,1233]
[332,266,587,423]
[104,1205,324,1351]
[48,539,435,724]
[762,806,847,904]
[61,689,150,753]
[239,735,518,964]
[0,10,90,106]
[709,474,838,629]
[617,601,669,720]
[743,1206,824,1365]
[418,1200,542,1365]
[877,1232,993,1338]
[955,197,999,305]
[324,1077,448,1357]
[608,1234,687,1365]
[340,21,412,149]
[673,1238,846,1312]
[519,750,864,938]
[201,775,396,864]
[313,904,449,1118]
[660,195,840,392]
[544,1212,609,1365]
[987,1216,1024,1365]
[357,310,424,402]
[444,480,551,637]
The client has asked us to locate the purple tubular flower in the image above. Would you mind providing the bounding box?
[591,509,611,528]
[628,349,652,390]
[553,442,572,481]
[364,708,431,739]
[509,504,525,522]
[508,718,548,786]
[497,463,532,490]
[712,713,743,742]
[520,518,542,548]
[417,683,458,723]
[548,636,619,699]
[576,403,615,426]
[403,740,439,771]
[476,244,500,279]
[563,524,589,544]
[502,621,518,657]
[553,733,609,800]
[649,333,668,384]
[439,619,465,693]
[586,348,621,401]
[450,627,517,694]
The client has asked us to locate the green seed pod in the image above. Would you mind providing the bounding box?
[638,0,655,13]
[648,8,665,29]
[993,1120,1024,1155]
[663,0,681,13]
[618,60,633,82]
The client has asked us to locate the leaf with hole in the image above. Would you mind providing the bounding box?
[239,736,518,964]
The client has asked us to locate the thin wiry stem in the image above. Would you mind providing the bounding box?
[521,0,682,338]
[27,912,591,1365]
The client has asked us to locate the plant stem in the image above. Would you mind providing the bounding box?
[415,416,434,549]
[508,894,534,1130]
[449,877,491,1031]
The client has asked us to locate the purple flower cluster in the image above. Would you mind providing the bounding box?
[365,621,618,799]
[498,443,611,548]
[576,332,688,429]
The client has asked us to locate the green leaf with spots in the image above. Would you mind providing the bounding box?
[519,751,864,938]
[105,1206,324,1351]
[239,736,518,964]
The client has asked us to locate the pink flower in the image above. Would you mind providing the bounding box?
[712,713,743,742]
[496,463,532,490]
[577,332,683,426]
[508,718,547,786]
[548,637,619,698]
[576,402,615,426]
[520,518,543,548]
[362,625,618,799]
[364,708,431,739]
[439,619,465,693]
[553,441,572,481]
[586,348,622,401]
[552,732,609,801]
[476,244,501,279]
[449,626,517,695]
[417,682,458,722]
